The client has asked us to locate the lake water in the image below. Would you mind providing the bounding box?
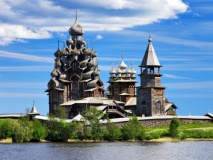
[0,141,212,160]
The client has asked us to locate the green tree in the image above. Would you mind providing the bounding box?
[69,121,83,139]
[0,119,13,139]
[121,116,145,140]
[11,117,33,142]
[31,119,47,142]
[169,117,180,138]
[46,113,77,142]
[82,107,104,140]
[45,117,65,142]
[55,106,67,119]
[104,118,121,141]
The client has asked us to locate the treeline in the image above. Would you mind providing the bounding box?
[0,108,213,142]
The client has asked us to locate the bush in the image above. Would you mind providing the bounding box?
[11,118,33,142]
[181,129,213,139]
[145,130,169,140]
[0,119,13,139]
[46,118,72,142]
[31,119,47,142]
[121,116,145,140]
[169,117,180,138]
[69,121,83,139]
[104,118,121,141]
[82,108,104,140]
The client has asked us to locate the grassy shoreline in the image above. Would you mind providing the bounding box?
[1,137,213,144]
[1,118,213,143]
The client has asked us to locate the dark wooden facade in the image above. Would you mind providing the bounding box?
[45,16,104,116]
[136,37,166,116]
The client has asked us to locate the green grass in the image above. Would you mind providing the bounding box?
[143,122,213,140]
[179,123,213,129]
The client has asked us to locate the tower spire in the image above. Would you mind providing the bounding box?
[57,40,60,49]
[141,36,160,67]
[76,10,78,20]
[112,62,114,69]
[92,40,94,50]
[148,33,152,43]
[63,40,66,48]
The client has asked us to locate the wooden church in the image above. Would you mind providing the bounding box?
[45,15,177,118]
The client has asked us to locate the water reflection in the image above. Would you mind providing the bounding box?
[0,141,212,160]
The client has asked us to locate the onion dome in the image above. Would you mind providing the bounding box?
[119,60,127,70]
[131,68,136,74]
[83,48,92,55]
[54,48,61,57]
[66,37,73,46]
[110,63,116,74]
[87,59,94,67]
[92,69,100,77]
[91,47,97,57]
[110,68,116,74]
[61,48,68,56]
[77,36,86,45]
[71,44,80,55]
[126,68,132,74]
[55,58,62,67]
[51,69,59,77]
[69,13,84,36]
[117,67,122,74]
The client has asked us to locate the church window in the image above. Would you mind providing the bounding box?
[155,101,161,115]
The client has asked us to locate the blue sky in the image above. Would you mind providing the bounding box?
[0,0,213,116]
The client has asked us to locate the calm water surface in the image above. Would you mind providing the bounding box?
[0,141,212,160]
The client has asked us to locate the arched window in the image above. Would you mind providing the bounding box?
[155,101,161,115]
[141,100,147,114]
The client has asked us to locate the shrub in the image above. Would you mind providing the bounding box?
[46,118,71,142]
[11,118,33,142]
[145,130,169,140]
[31,119,47,142]
[121,116,145,140]
[169,117,180,138]
[0,119,13,139]
[104,118,121,141]
[82,108,104,140]
[181,129,213,139]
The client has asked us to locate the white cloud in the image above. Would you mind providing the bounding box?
[0,50,53,63]
[0,82,46,88]
[164,64,213,71]
[99,65,111,72]
[0,24,52,45]
[0,0,188,45]
[0,66,52,72]
[0,24,52,39]
[165,81,213,89]
[96,35,103,40]
[155,34,213,49]
[163,74,192,79]
[77,0,188,11]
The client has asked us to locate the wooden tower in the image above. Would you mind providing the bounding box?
[136,36,165,116]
